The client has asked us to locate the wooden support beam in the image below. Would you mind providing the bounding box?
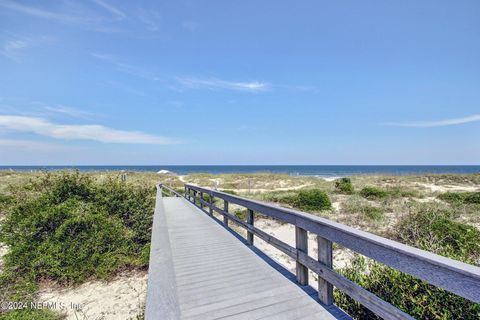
[246,209,254,245]
[318,235,334,305]
[296,227,309,286]
[224,200,229,227]
[209,194,214,216]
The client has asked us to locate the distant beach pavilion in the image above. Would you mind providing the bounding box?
[157,169,176,175]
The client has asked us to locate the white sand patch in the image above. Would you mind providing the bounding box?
[319,176,342,182]
[38,270,147,320]
[0,243,8,272]
[233,183,314,193]
[417,183,479,193]
[417,196,441,203]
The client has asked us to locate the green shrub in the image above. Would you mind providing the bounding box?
[438,191,480,204]
[386,187,418,198]
[360,186,388,200]
[335,178,354,194]
[0,309,61,320]
[1,198,130,284]
[261,191,297,206]
[0,172,155,287]
[336,256,480,319]
[0,193,13,205]
[395,204,480,263]
[294,189,331,211]
[234,209,247,221]
[361,206,384,221]
[94,179,155,248]
[465,192,480,204]
[438,192,466,203]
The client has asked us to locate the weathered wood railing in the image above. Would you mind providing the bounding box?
[178,184,480,320]
[158,184,183,198]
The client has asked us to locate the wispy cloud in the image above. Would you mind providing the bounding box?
[43,105,95,119]
[0,115,179,144]
[92,53,160,81]
[0,97,97,119]
[176,77,270,92]
[0,0,118,33]
[136,9,161,31]
[91,0,126,20]
[383,114,480,127]
[1,36,52,62]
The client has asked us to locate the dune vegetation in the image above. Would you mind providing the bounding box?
[0,170,479,319]
[0,171,155,319]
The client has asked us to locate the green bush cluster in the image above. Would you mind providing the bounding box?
[261,191,297,205]
[395,203,480,263]
[0,309,60,320]
[335,178,354,194]
[262,189,332,211]
[360,205,384,221]
[359,186,418,200]
[0,172,155,289]
[337,203,480,319]
[359,186,388,199]
[336,256,480,319]
[294,189,332,211]
[438,191,480,204]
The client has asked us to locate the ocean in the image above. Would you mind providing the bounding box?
[0,165,479,177]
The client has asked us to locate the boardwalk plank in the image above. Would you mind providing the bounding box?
[147,196,347,320]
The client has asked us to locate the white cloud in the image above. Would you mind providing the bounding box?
[1,36,52,62]
[176,77,270,92]
[136,9,161,31]
[0,116,179,144]
[0,1,119,33]
[384,114,480,127]
[43,105,95,119]
[91,0,126,20]
[92,53,160,81]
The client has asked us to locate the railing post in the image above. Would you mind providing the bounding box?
[193,190,197,205]
[317,236,333,305]
[295,227,309,286]
[223,200,229,227]
[208,193,214,216]
[246,209,254,245]
[199,192,204,209]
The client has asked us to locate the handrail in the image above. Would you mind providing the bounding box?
[158,184,183,197]
[183,183,480,320]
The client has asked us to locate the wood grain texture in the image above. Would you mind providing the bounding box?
[295,227,309,286]
[223,200,229,226]
[317,236,334,305]
[145,187,181,320]
[246,209,254,245]
[150,194,344,319]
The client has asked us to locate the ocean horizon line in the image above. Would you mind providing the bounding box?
[1,164,479,176]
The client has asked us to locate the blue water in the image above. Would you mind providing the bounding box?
[0,165,479,177]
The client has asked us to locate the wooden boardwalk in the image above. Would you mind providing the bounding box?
[146,184,480,320]
[145,195,348,320]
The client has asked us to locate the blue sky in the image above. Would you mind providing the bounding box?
[0,0,479,165]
